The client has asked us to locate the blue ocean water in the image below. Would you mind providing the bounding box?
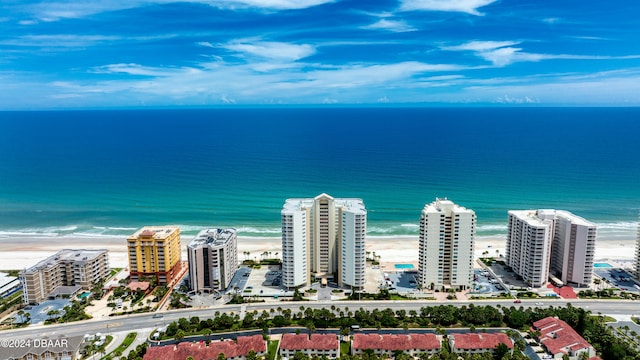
[0,107,639,240]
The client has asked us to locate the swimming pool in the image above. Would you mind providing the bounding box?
[593,263,613,268]
[394,263,414,269]
[78,292,91,299]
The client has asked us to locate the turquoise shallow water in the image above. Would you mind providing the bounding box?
[593,263,613,268]
[0,107,639,241]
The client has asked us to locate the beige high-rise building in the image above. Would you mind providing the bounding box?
[550,211,597,287]
[19,249,109,304]
[507,209,596,288]
[281,193,366,289]
[418,198,475,291]
[187,228,238,293]
[127,226,181,285]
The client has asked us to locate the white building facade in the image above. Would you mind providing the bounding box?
[187,228,238,293]
[507,209,596,288]
[281,193,366,289]
[506,210,555,288]
[550,211,597,287]
[418,198,475,291]
[634,217,640,281]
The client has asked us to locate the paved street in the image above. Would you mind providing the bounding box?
[1,299,638,342]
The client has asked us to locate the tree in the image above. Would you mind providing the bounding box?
[247,350,258,360]
[217,352,226,360]
[175,329,185,341]
[494,343,510,360]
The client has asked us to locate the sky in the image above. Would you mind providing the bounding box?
[1,0,640,109]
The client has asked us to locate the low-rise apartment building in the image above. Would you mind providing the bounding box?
[449,333,513,354]
[532,317,596,360]
[144,335,266,360]
[352,334,441,357]
[280,333,340,359]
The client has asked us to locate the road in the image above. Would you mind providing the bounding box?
[1,299,637,341]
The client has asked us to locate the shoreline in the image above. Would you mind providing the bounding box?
[0,234,636,271]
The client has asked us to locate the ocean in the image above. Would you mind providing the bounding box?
[0,107,639,241]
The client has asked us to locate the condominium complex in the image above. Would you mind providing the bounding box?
[506,210,555,288]
[550,211,597,287]
[281,193,366,289]
[187,228,238,293]
[635,218,640,281]
[19,249,109,304]
[418,198,475,291]
[506,210,597,288]
[127,226,181,285]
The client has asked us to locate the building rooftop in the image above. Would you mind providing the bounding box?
[282,193,366,214]
[555,210,597,227]
[143,335,266,360]
[451,333,513,350]
[532,316,593,356]
[352,334,441,351]
[423,198,474,215]
[188,228,237,249]
[509,210,555,227]
[280,333,339,351]
[0,335,85,360]
[129,226,180,240]
[21,249,108,274]
[127,281,150,292]
[0,272,18,288]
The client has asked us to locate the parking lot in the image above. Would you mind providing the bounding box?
[19,299,71,324]
[471,269,508,295]
[243,265,292,299]
[594,268,640,293]
[384,271,418,293]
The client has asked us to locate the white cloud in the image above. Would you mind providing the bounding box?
[22,0,334,21]
[196,41,215,48]
[222,41,316,61]
[442,40,640,67]
[18,20,38,25]
[377,96,389,103]
[495,95,538,104]
[322,97,338,104]
[542,17,560,24]
[362,19,416,33]
[400,0,497,15]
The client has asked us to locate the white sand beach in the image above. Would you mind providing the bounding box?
[0,234,636,271]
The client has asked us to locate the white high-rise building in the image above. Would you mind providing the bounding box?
[418,198,475,291]
[506,210,555,288]
[281,193,366,289]
[506,209,597,288]
[634,217,640,281]
[187,228,238,293]
[551,211,597,287]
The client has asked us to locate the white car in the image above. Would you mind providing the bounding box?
[535,302,544,306]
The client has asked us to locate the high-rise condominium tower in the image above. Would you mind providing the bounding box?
[418,198,475,291]
[127,226,181,285]
[281,193,366,289]
[550,211,597,287]
[506,210,555,288]
[635,217,640,281]
[187,228,238,293]
[506,210,596,288]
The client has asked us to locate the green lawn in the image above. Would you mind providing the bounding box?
[340,342,350,356]
[267,340,279,360]
[103,332,137,359]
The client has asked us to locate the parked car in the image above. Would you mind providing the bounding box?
[513,299,522,303]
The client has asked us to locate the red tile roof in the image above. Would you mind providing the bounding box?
[452,333,513,350]
[532,317,592,356]
[127,281,150,292]
[143,335,266,360]
[280,334,338,351]
[352,334,441,351]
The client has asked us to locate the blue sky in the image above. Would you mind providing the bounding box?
[1,0,640,108]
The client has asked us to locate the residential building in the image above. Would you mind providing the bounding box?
[0,335,86,360]
[550,211,597,287]
[418,198,475,291]
[280,333,339,359]
[351,334,441,357]
[144,335,266,360]
[506,210,597,288]
[281,193,366,289]
[19,249,109,304]
[635,217,640,281]
[187,228,238,293]
[506,210,555,288]
[127,226,181,285]
[532,317,596,360]
[449,333,513,354]
[0,272,21,298]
